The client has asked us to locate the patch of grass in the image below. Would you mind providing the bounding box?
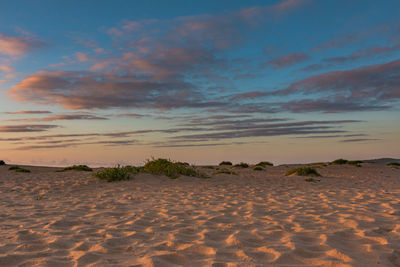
[123,165,140,174]
[0,160,5,165]
[9,166,31,173]
[387,162,400,167]
[330,158,348,165]
[219,161,232,166]
[60,165,92,172]
[312,162,327,167]
[215,169,237,175]
[255,161,273,167]
[285,167,321,177]
[253,166,263,171]
[94,165,130,182]
[330,159,363,167]
[234,162,249,168]
[142,158,207,179]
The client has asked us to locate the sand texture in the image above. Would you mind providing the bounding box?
[0,163,400,266]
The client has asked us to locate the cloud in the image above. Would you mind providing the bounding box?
[340,138,380,143]
[323,44,400,64]
[8,2,308,111]
[0,33,44,56]
[296,134,368,139]
[171,120,359,141]
[275,58,400,112]
[0,124,58,132]
[5,110,52,115]
[263,52,308,69]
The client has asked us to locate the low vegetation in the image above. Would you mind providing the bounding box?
[142,158,207,179]
[215,168,237,175]
[219,161,232,166]
[0,160,5,165]
[330,159,363,167]
[387,162,400,168]
[59,165,93,172]
[253,166,263,171]
[234,162,249,168]
[9,166,31,173]
[94,165,131,182]
[285,167,321,177]
[255,161,273,167]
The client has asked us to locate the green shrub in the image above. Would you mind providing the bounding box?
[61,165,92,172]
[123,165,139,174]
[94,165,130,182]
[215,169,237,175]
[234,162,249,168]
[202,166,215,169]
[219,161,232,166]
[285,167,321,177]
[253,166,263,171]
[9,166,30,173]
[331,158,348,165]
[387,162,400,167]
[0,160,5,165]
[142,158,206,179]
[256,161,273,167]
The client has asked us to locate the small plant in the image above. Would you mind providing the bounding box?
[9,166,30,173]
[387,162,400,167]
[330,159,363,167]
[123,165,139,174]
[215,169,237,175]
[234,162,249,168]
[253,166,263,171]
[142,158,206,179]
[219,161,232,166]
[285,167,321,177]
[94,165,130,182]
[330,158,348,165]
[60,165,92,172]
[202,166,215,169]
[255,161,273,167]
[0,160,5,165]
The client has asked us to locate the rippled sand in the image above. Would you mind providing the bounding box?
[0,163,400,266]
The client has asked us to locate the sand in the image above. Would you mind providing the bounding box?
[0,163,399,266]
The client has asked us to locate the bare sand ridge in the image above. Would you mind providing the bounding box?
[0,163,399,266]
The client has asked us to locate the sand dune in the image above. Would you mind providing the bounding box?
[0,163,400,266]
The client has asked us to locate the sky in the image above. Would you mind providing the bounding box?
[0,0,399,166]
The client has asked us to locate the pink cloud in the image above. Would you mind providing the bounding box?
[0,33,43,56]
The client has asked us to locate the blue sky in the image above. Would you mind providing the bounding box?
[0,0,399,166]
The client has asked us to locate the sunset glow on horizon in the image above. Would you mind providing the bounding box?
[0,0,399,166]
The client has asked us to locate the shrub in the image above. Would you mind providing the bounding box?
[9,166,30,173]
[256,161,273,167]
[202,166,215,169]
[0,160,5,165]
[123,165,139,174]
[253,166,263,171]
[219,161,232,166]
[234,162,249,168]
[215,169,237,175]
[94,165,130,182]
[61,165,92,172]
[387,162,400,167]
[285,167,321,177]
[330,158,348,165]
[142,158,206,179]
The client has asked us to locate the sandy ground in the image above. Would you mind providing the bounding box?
[0,163,400,266]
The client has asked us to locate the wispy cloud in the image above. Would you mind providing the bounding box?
[263,52,308,69]
[0,124,58,132]
[5,110,52,115]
